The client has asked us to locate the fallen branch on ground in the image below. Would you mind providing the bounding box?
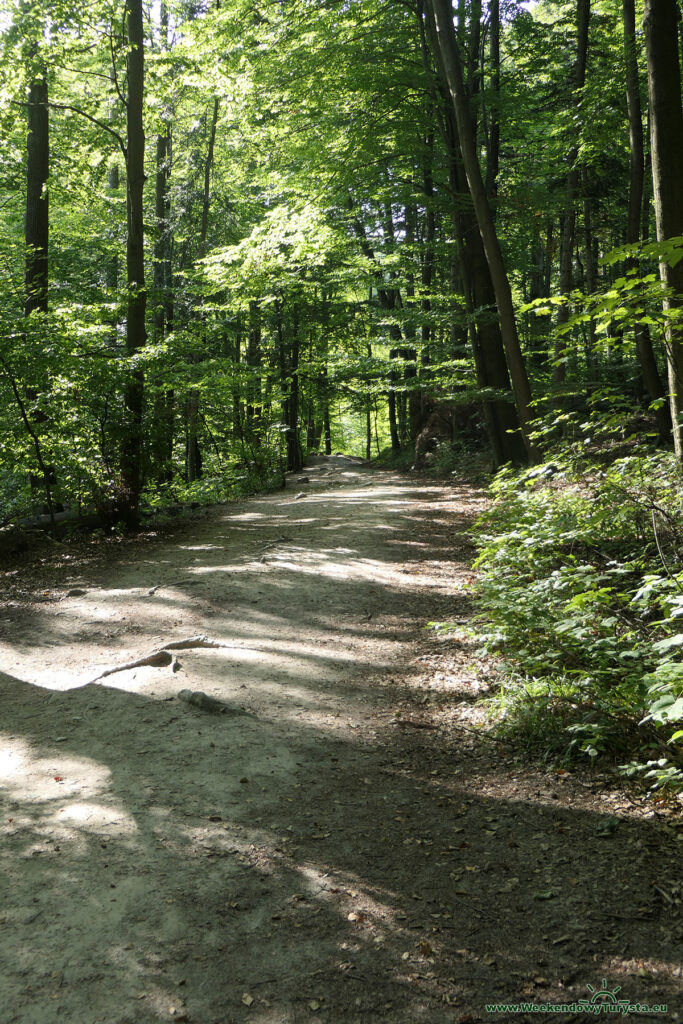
[88,635,260,683]
[88,650,173,683]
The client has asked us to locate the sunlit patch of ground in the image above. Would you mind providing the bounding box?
[0,461,680,1024]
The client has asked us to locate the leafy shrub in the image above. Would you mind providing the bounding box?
[474,451,683,794]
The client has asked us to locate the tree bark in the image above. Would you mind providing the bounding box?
[644,0,683,461]
[186,97,219,483]
[622,0,670,441]
[426,0,536,461]
[121,0,147,522]
[152,8,174,480]
[25,72,49,317]
[553,0,590,385]
[484,0,500,202]
[24,63,58,523]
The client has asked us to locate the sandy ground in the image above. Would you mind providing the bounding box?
[0,457,681,1024]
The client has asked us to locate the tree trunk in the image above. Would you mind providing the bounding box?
[419,135,435,431]
[644,0,683,461]
[25,73,49,317]
[366,345,372,461]
[24,66,57,523]
[418,1,522,464]
[426,0,536,461]
[199,98,219,254]
[485,0,500,202]
[581,170,599,380]
[387,346,401,452]
[185,97,219,484]
[622,0,670,441]
[121,0,147,522]
[288,314,302,472]
[404,201,421,441]
[444,97,525,465]
[152,9,174,481]
[323,378,332,455]
[553,0,590,385]
[246,299,261,439]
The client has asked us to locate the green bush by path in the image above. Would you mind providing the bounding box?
[474,452,683,795]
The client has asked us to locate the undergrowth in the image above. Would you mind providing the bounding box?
[472,447,683,797]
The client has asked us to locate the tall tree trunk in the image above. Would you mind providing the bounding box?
[153,124,175,481]
[387,348,401,453]
[554,0,590,385]
[185,97,219,484]
[121,0,147,522]
[485,0,500,202]
[426,0,536,461]
[288,312,302,472]
[644,0,683,461]
[246,299,261,438]
[25,73,49,317]
[444,92,525,465]
[106,69,120,293]
[199,98,219,254]
[581,169,599,380]
[366,343,372,460]
[152,7,174,480]
[404,201,421,441]
[623,0,670,441]
[419,134,435,431]
[322,367,332,455]
[24,66,56,523]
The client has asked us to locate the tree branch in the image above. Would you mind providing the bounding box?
[48,102,127,157]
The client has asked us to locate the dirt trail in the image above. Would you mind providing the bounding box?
[1,459,681,1024]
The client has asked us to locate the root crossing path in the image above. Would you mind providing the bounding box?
[1,459,681,1024]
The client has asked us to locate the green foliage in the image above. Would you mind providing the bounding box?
[474,450,683,793]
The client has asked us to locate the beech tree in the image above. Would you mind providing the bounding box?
[120,0,146,521]
[644,0,683,462]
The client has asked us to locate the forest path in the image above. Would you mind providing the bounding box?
[0,459,681,1024]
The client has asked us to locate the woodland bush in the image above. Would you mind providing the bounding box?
[474,446,683,795]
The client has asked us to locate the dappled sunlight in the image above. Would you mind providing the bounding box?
[0,474,462,693]
[0,734,138,852]
[1,472,679,1022]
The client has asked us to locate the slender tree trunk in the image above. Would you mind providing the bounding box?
[121,0,147,521]
[445,98,525,465]
[199,98,219,253]
[404,201,421,441]
[185,97,219,484]
[366,343,372,460]
[622,0,670,441]
[246,299,261,440]
[419,135,435,430]
[24,60,58,523]
[554,0,590,385]
[232,316,243,441]
[107,164,120,291]
[427,0,536,461]
[25,73,49,317]
[152,8,174,481]
[644,0,683,461]
[288,313,302,472]
[581,169,599,380]
[153,124,175,481]
[485,0,500,202]
[323,381,332,456]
